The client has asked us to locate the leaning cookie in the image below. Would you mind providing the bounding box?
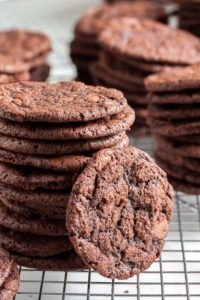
[67,146,173,279]
[0,248,19,300]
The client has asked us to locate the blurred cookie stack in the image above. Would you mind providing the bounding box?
[146,65,200,195]
[70,0,167,84]
[92,18,200,135]
[0,81,134,270]
[177,0,200,37]
[0,30,51,84]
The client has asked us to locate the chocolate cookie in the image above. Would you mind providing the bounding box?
[156,136,200,158]
[0,262,19,300]
[149,103,200,120]
[148,91,200,105]
[67,147,173,279]
[0,106,134,140]
[99,18,200,65]
[156,156,200,185]
[155,148,200,172]
[0,81,127,122]
[149,117,200,137]
[0,226,72,257]
[11,251,85,271]
[0,148,90,172]
[0,202,67,237]
[0,248,13,286]
[30,64,50,82]
[0,132,126,155]
[0,197,65,221]
[0,30,51,61]
[145,65,200,92]
[0,184,69,208]
[168,176,200,195]
[0,162,75,190]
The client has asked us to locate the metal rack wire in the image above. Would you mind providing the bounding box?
[0,0,199,299]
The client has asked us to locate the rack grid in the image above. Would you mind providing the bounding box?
[0,0,199,299]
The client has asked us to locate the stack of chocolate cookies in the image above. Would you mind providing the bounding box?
[145,65,200,195]
[0,30,51,84]
[177,0,200,37]
[0,248,19,300]
[0,81,134,270]
[92,18,200,135]
[70,0,167,84]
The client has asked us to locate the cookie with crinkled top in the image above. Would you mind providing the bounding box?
[67,146,173,279]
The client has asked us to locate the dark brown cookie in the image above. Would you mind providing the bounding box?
[0,162,74,190]
[175,134,200,144]
[75,1,166,38]
[100,18,200,65]
[0,148,90,172]
[30,64,50,82]
[0,81,127,122]
[149,103,200,120]
[0,248,13,286]
[168,176,200,195]
[0,262,19,300]
[0,226,72,257]
[148,91,200,104]
[145,65,200,92]
[0,197,65,221]
[155,148,200,172]
[156,136,200,158]
[0,132,126,155]
[149,117,200,137]
[0,202,67,237]
[0,30,51,61]
[11,251,85,271]
[156,156,200,185]
[67,147,173,279]
[0,184,69,208]
[0,106,134,140]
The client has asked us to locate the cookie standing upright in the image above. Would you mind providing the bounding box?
[145,65,200,194]
[0,81,134,270]
[67,147,173,279]
[70,0,167,83]
[0,248,19,300]
[0,30,51,83]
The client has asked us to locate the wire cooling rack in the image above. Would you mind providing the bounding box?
[0,0,199,299]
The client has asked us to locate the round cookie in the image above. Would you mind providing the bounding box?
[0,184,69,208]
[149,103,200,120]
[0,106,134,140]
[156,136,200,158]
[156,157,200,185]
[0,81,127,122]
[0,202,67,237]
[168,176,200,195]
[0,226,72,257]
[0,162,75,190]
[67,147,173,279]
[0,197,65,221]
[0,148,90,172]
[0,30,51,61]
[0,263,19,300]
[145,65,200,92]
[99,18,200,65]
[149,117,200,137]
[0,131,126,155]
[155,148,200,172]
[149,92,200,105]
[0,248,13,286]
[11,251,85,271]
